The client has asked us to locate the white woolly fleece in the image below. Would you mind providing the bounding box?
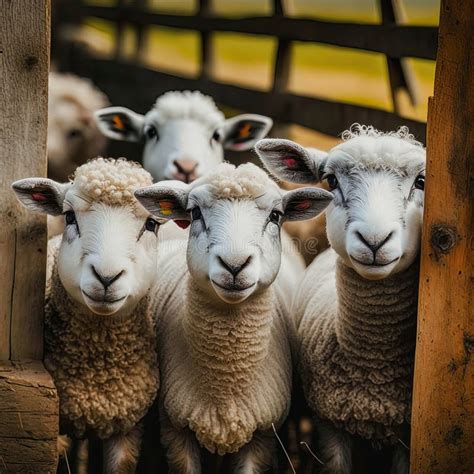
[189,162,279,200]
[73,158,153,206]
[153,241,293,455]
[152,90,225,130]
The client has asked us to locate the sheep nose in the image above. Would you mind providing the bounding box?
[218,255,252,277]
[355,230,394,256]
[91,265,124,288]
[173,159,198,183]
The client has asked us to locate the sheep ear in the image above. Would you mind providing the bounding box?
[282,187,333,222]
[255,138,327,184]
[94,106,144,142]
[135,181,190,229]
[221,114,273,151]
[12,178,68,216]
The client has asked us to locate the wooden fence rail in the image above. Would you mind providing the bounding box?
[53,0,437,145]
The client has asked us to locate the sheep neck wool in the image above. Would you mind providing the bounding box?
[305,257,419,445]
[335,259,418,366]
[160,269,291,456]
[45,258,159,439]
[183,278,273,399]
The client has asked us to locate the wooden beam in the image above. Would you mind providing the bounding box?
[0,0,50,360]
[0,361,59,471]
[71,5,438,59]
[67,55,428,143]
[411,0,474,472]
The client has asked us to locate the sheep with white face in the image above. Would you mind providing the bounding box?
[95,90,273,183]
[135,163,333,472]
[256,125,426,474]
[12,159,161,473]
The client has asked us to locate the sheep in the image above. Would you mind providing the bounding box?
[94,90,273,183]
[48,72,109,182]
[255,124,426,474]
[12,158,162,473]
[133,162,333,472]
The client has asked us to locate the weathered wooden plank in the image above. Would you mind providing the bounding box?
[0,361,58,472]
[410,0,474,472]
[0,0,50,360]
[71,5,438,59]
[68,56,428,143]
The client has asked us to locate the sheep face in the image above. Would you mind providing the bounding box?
[12,159,158,317]
[135,163,332,304]
[47,98,107,181]
[94,91,273,183]
[255,125,426,280]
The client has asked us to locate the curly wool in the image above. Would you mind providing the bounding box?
[153,90,225,130]
[332,124,425,170]
[191,162,278,200]
[296,250,418,444]
[44,240,159,440]
[153,246,292,455]
[73,158,153,206]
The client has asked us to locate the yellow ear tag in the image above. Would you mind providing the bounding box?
[238,123,252,138]
[113,115,125,130]
[159,200,174,216]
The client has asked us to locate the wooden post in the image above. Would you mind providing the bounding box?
[410,1,473,472]
[0,0,59,470]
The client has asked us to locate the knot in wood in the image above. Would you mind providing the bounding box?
[430,224,457,253]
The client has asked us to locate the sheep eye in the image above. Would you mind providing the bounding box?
[211,130,221,142]
[67,129,82,140]
[145,125,158,140]
[191,207,202,221]
[145,217,158,232]
[325,174,338,191]
[270,210,282,224]
[65,210,76,226]
[414,175,425,191]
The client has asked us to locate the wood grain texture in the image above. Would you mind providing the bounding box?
[0,0,50,360]
[410,0,474,472]
[0,361,58,472]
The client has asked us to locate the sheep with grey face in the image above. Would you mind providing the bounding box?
[135,163,333,472]
[95,90,273,183]
[12,158,162,473]
[256,125,426,474]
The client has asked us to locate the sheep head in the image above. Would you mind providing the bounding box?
[12,158,159,317]
[256,124,426,280]
[94,90,273,183]
[135,163,332,305]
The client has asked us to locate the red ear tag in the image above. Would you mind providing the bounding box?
[175,220,190,229]
[283,157,298,169]
[32,192,47,202]
[295,200,311,211]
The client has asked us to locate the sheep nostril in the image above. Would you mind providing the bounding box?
[218,255,252,277]
[91,266,124,288]
[356,230,394,255]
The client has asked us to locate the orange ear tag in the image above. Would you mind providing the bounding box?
[158,200,174,216]
[113,115,125,130]
[238,123,252,138]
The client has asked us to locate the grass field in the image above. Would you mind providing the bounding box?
[76,0,439,146]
